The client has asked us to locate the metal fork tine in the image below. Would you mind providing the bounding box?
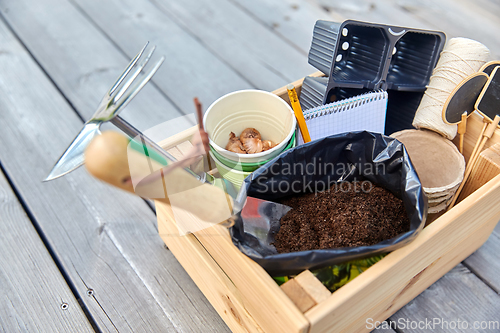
[113,56,165,112]
[108,42,149,95]
[112,45,156,103]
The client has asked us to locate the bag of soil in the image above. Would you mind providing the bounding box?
[230,131,427,276]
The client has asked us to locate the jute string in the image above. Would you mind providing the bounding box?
[412,37,490,139]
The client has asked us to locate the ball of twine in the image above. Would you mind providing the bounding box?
[412,37,490,139]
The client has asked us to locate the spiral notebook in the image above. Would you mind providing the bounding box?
[298,90,388,145]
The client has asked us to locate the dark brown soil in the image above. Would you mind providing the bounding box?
[274,181,410,253]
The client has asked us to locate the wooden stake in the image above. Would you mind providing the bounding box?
[458,112,467,154]
[468,117,489,165]
[449,115,500,209]
[458,143,500,201]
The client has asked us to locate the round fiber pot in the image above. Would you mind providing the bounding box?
[203,90,296,164]
[390,129,465,213]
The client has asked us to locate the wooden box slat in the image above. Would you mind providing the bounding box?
[157,206,309,333]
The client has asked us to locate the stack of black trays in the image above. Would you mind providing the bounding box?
[301,20,446,135]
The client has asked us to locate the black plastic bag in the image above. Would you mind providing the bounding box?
[230,131,427,276]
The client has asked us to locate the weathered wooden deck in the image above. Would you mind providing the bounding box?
[0,0,499,332]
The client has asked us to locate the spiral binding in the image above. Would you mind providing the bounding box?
[303,90,388,120]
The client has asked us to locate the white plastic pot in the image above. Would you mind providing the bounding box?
[203,89,296,164]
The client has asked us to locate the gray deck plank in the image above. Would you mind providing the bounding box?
[396,0,500,57]
[307,0,500,58]
[392,264,500,332]
[0,170,94,333]
[3,0,252,121]
[307,0,434,30]
[463,232,500,294]
[69,0,313,94]
[0,9,229,333]
[1,0,193,132]
[67,0,255,113]
[229,0,337,55]
[140,0,313,86]
[233,0,500,71]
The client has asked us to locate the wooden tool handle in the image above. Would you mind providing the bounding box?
[84,131,134,193]
[85,131,233,225]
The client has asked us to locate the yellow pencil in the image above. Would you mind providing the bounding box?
[286,84,311,143]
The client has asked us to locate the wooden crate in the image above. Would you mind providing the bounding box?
[155,76,500,333]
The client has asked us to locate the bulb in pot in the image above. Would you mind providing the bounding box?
[262,140,276,151]
[240,128,263,153]
[243,138,263,154]
[225,132,246,154]
[239,128,261,141]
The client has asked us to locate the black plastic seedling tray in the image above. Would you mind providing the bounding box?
[308,20,445,101]
[302,19,445,135]
[299,77,423,135]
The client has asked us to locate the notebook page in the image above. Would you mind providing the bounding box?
[297,91,388,145]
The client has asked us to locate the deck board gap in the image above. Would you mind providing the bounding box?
[0,161,100,332]
[462,260,500,295]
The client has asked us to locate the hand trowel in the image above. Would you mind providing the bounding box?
[84,131,292,235]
